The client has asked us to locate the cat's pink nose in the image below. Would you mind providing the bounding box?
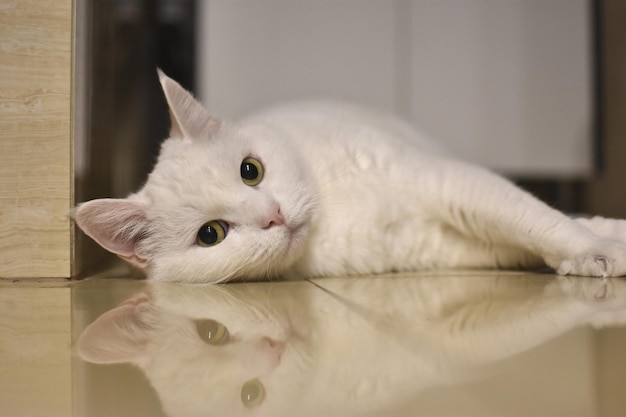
[262,205,285,229]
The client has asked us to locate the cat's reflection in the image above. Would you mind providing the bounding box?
[77,273,626,417]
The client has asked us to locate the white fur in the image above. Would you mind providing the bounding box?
[74,72,626,283]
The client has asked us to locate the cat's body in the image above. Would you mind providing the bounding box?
[74,70,626,283]
[77,274,626,417]
[243,101,543,278]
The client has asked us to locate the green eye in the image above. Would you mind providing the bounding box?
[240,157,264,186]
[197,221,228,247]
[196,319,229,345]
[241,379,265,408]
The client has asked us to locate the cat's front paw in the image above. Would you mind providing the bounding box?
[552,241,626,278]
[556,255,612,277]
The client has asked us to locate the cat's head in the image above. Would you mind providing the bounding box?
[73,70,315,282]
[77,283,309,417]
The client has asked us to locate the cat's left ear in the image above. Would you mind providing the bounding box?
[73,198,149,269]
[157,68,221,140]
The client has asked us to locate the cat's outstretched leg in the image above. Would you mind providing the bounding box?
[421,157,626,277]
[575,216,626,242]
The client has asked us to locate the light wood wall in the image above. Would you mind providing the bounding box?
[0,0,74,278]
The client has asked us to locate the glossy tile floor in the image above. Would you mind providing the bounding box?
[3,270,626,417]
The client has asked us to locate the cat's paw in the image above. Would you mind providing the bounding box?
[556,254,613,277]
[552,240,626,278]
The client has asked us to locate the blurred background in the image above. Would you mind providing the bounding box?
[74,0,626,270]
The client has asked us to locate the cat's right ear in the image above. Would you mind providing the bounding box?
[157,68,221,140]
[73,199,149,269]
[77,293,151,365]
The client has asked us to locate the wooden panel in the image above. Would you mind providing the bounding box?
[0,0,73,278]
[0,285,72,417]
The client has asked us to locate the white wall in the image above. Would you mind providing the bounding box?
[197,0,593,178]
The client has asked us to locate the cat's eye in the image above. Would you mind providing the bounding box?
[240,157,264,186]
[196,221,228,247]
[196,319,229,345]
[241,379,265,408]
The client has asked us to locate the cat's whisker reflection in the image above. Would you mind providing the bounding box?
[77,273,626,417]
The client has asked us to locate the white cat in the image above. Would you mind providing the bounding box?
[77,273,626,417]
[73,70,626,283]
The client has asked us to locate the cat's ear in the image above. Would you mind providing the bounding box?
[77,293,151,364]
[157,68,221,140]
[73,199,149,269]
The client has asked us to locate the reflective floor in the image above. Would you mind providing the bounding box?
[3,271,626,417]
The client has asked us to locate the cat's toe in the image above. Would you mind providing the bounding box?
[556,254,613,277]
[552,238,626,277]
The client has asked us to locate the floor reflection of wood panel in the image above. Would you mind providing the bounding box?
[0,284,71,417]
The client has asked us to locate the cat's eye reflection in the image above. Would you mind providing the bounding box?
[197,221,228,247]
[77,274,626,417]
[241,378,265,408]
[240,157,264,186]
[196,319,229,345]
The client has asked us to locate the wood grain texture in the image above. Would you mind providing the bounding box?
[0,0,73,277]
[0,285,72,417]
